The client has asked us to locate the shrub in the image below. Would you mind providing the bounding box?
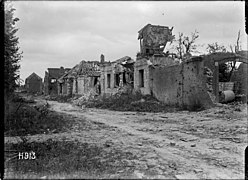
[4,102,75,136]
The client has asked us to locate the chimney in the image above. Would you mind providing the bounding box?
[100,54,105,63]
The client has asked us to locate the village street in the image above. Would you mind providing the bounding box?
[5,97,247,179]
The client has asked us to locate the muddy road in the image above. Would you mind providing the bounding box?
[5,98,247,179]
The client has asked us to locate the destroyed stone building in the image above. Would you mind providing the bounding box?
[44,67,71,95]
[58,59,103,96]
[53,23,247,107]
[201,51,248,102]
[100,56,134,96]
[133,24,214,108]
[25,72,43,94]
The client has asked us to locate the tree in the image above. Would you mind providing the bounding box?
[170,30,200,61]
[207,42,227,53]
[206,30,241,82]
[228,30,241,80]
[4,2,22,97]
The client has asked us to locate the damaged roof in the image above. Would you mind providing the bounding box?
[62,60,101,79]
[47,67,71,79]
[112,56,134,64]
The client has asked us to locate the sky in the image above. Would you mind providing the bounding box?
[10,1,247,83]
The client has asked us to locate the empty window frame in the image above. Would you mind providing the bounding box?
[115,74,120,87]
[139,69,144,87]
[51,78,56,83]
[123,72,127,84]
[107,74,111,88]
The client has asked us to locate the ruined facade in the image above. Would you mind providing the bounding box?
[58,60,102,96]
[134,56,213,108]
[25,73,43,94]
[44,67,71,95]
[100,56,134,96]
[134,24,214,108]
[48,24,247,107]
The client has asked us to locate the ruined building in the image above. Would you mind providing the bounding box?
[100,56,134,96]
[134,24,214,108]
[58,58,103,96]
[25,72,43,94]
[44,67,71,95]
[202,51,248,102]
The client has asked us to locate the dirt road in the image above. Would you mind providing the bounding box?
[5,99,247,179]
[48,100,247,179]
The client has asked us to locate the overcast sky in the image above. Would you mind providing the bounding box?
[11,1,246,82]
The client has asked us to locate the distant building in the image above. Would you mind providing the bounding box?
[25,73,43,94]
[58,60,102,96]
[44,67,71,95]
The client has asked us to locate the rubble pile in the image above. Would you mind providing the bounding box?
[72,89,98,106]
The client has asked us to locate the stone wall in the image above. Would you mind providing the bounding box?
[134,58,152,95]
[230,63,248,96]
[137,57,214,108]
[101,65,120,96]
[150,64,182,106]
[77,76,94,95]
[181,58,214,108]
[62,83,67,95]
[150,56,178,66]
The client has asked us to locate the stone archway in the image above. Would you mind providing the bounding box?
[211,53,248,102]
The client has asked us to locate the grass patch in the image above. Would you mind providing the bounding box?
[84,92,178,113]
[4,101,75,137]
[5,139,137,177]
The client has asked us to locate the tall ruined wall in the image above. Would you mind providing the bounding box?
[150,58,214,108]
[150,64,182,106]
[182,59,214,108]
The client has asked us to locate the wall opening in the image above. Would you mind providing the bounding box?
[59,83,62,94]
[51,78,56,83]
[139,69,144,87]
[123,72,126,84]
[107,74,111,88]
[115,74,120,87]
[94,77,98,86]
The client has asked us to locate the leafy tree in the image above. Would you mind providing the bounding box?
[170,30,199,61]
[4,2,22,97]
[207,42,227,53]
